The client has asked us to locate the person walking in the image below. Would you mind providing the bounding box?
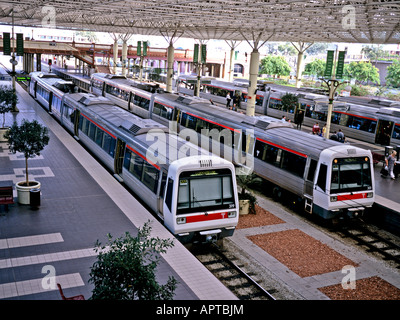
[226,92,232,109]
[386,150,397,180]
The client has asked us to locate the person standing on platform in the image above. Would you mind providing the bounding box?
[226,92,232,109]
[295,110,304,130]
[337,129,345,143]
[386,150,397,180]
[312,122,320,135]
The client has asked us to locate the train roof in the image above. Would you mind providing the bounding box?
[64,93,209,166]
[92,73,163,93]
[64,93,168,136]
[156,93,293,131]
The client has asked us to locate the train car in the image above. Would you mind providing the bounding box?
[29,72,76,118]
[86,73,376,221]
[265,85,400,147]
[177,75,268,111]
[177,77,400,147]
[51,68,91,93]
[28,80,239,243]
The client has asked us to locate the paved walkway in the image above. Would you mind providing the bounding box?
[0,83,236,300]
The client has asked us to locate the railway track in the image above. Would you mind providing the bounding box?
[191,243,276,300]
[336,221,400,268]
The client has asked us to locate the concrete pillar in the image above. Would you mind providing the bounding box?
[296,51,304,88]
[122,40,127,76]
[228,47,234,81]
[246,49,260,117]
[113,39,118,74]
[166,44,175,92]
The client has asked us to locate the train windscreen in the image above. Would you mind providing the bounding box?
[330,157,372,193]
[177,168,235,214]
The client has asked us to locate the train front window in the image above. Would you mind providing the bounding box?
[330,157,372,193]
[177,169,235,215]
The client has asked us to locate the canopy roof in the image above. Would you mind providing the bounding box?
[0,0,399,44]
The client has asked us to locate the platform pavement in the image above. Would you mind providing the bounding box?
[226,193,400,300]
[0,83,237,300]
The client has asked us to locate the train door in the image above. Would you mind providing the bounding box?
[127,92,133,111]
[114,138,126,180]
[73,109,80,139]
[375,120,394,145]
[312,162,329,217]
[157,169,168,219]
[48,91,53,113]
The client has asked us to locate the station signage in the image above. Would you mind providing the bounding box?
[3,32,11,55]
[16,33,24,56]
[193,44,199,63]
[324,50,334,78]
[201,44,207,64]
[335,51,346,79]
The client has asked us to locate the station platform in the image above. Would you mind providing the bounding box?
[0,83,236,300]
[226,193,400,300]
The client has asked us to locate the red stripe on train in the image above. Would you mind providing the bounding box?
[186,212,228,223]
[337,193,369,201]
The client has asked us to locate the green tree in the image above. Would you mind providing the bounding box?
[89,221,178,300]
[260,56,291,77]
[5,119,50,186]
[344,61,380,85]
[305,43,329,56]
[386,60,400,88]
[304,59,326,79]
[0,85,18,128]
[361,45,384,61]
[281,92,299,113]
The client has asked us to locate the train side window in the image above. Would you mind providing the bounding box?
[307,159,318,181]
[165,178,174,211]
[142,162,160,194]
[159,171,168,199]
[317,164,327,191]
[393,124,400,139]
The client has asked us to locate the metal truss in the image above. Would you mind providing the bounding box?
[0,0,399,43]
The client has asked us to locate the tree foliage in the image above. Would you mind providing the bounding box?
[304,59,326,79]
[260,55,291,77]
[0,85,18,128]
[344,61,380,85]
[5,119,49,185]
[386,60,400,88]
[281,92,299,113]
[89,221,178,300]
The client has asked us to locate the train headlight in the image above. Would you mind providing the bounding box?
[228,211,237,218]
[176,217,186,224]
[367,192,373,198]
[330,196,337,202]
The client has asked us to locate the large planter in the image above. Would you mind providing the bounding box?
[0,127,9,142]
[15,181,41,205]
[239,199,250,216]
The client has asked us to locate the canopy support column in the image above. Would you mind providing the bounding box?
[291,42,314,88]
[160,28,183,93]
[240,31,273,116]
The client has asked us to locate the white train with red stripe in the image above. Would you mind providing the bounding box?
[28,72,239,243]
[88,73,375,221]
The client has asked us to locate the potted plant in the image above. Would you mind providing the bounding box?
[4,119,50,204]
[236,173,261,215]
[0,85,18,142]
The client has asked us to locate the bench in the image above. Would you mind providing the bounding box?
[0,186,14,212]
[57,283,85,300]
